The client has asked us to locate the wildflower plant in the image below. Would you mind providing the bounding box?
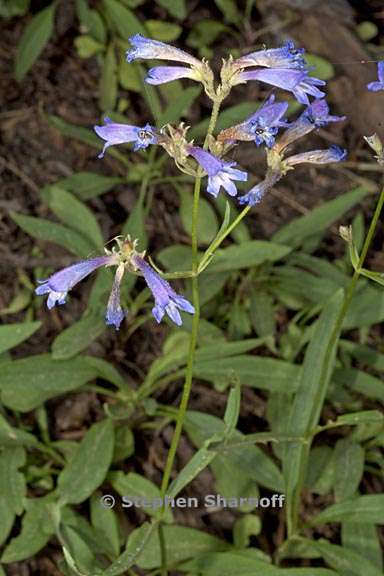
[9,26,384,576]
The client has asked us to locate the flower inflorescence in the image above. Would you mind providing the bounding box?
[38,34,359,330]
[35,237,194,330]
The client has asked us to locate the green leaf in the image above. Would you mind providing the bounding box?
[58,419,114,505]
[100,43,118,111]
[333,368,384,403]
[0,0,30,18]
[182,549,338,575]
[0,355,99,412]
[357,21,378,41]
[14,3,56,82]
[0,322,41,354]
[159,86,201,125]
[179,188,218,246]
[90,492,120,558]
[153,0,186,19]
[134,524,227,569]
[51,314,106,359]
[44,186,104,249]
[333,410,384,426]
[146,20,182,41]
[194,356,300,392]
[74,35,104,58]
[1,497,56,563]
[224,384,241,434]
[11,212,94,258]
[283,290,345,527]
[311,495,384,525]
[0,448,26,546]
[58,172,125,201]
[305,54,334,80]
[187,20,230,49]
[214,0,241,24]
[233,515,261,548]
[311,539,383,576]
[102,521,156,576]
[334,439,364,502]
[207,240,291,272]
[103,0,146,37]
[75,0,107,43]
[185,411,284,492]
[167,446,217,500]
[273,185,375,248]
[342,522,383,572]
[110,471,172,521]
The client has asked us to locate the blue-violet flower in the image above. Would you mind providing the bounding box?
[286,145,347,166]
[218,95,289,148]
[106,263,126,330]
[234,41,307,71]
[187,146,248,197]
[367,61,384,92]
[145,66,200,85]
[94,119,157,158]
[126,34,200,67]
[132,255,194,326]
[36,255,116,309]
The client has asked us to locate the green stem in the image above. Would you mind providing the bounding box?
[288,185,384,536]
[198,206,250,273]
[158,99,222,576]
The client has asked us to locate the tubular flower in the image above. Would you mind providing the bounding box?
[36,256,117,309]
[275,98,345,152]
[35,237,194,330]
[126,34,201,67]
[218,95,289,148]
[146,66,201,85]
[238,69,325,105]
[234,41,307,71]
[94,119,157,158]
[105,264,126,330]
[285,145,347,166]
[367,61,384,92]
[132,255,194,326]
[187,146,248,197]
[238,170,283,206]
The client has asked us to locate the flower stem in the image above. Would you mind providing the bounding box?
[288,185,384,536]
[158,99,222,576]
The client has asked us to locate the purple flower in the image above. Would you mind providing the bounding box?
[286,145,347,166]
[36,256,116,309]
[292,75,326,105]
[126,34,200,67]
[234,41,306,71]
[218,95,289,148]
[145,66,198,85]
[132,255,194,326]
[276,98,345,152]
[304,98,346,127]
[238,69,325,104]
[367,61,384,92]
[94,119,157,158]
[238,171,282,206]
[187,146,248,197]
[106,264,126,330]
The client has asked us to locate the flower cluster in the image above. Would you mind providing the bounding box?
[36,238,194,330]
[93,34,347,210]
[38,35,354,329]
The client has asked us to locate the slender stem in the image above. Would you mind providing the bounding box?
[288,186,384,536]
[158,99,222,576]
[198,206,250,273]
